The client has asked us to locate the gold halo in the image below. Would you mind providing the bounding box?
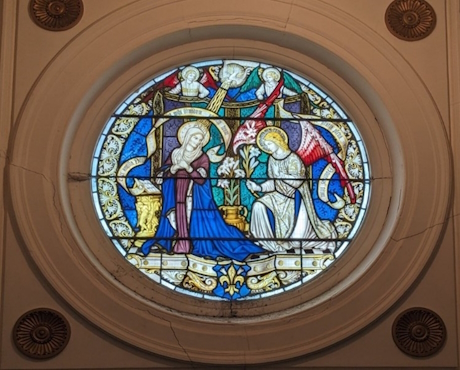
[181,66,200,81]
[256,126,288,154]
[262,67,281,82]
[177,120,210,145]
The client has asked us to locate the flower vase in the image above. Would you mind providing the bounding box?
[219,205,248,232]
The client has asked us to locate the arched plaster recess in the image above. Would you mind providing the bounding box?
[7,0,451,364]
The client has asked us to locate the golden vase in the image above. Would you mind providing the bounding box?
[219,205,248,232]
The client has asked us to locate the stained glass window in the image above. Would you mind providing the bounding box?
[92,60,370,301]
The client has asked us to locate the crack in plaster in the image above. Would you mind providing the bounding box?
[371,176,392,180]
[9,162,70,246]
[168,320,197,367]
[124,305,201,366]
[284,0,294,30]
[390,212,460,243]
[9,162,49,180]
[68,171,91,181]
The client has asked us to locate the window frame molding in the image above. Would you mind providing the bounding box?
[8,1,451,364]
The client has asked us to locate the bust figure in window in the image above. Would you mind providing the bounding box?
[247,127,337,253]
[255,67,297,100]
[169,66,210,98]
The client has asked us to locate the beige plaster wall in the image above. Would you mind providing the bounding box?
[1,0,459,368]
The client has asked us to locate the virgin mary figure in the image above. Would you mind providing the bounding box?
[247,127,337,253]
[141,120,264,261]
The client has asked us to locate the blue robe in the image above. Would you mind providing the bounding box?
[141,165,264,261]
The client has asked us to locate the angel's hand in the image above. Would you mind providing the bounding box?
[247,180,261,192]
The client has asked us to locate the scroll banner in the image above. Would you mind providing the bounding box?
[318,164,346,209]
[117,107,232,194]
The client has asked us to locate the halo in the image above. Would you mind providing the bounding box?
[262,67,281,82]
[181,66,199,80]
[177,120,210,145]
[256,126,288,154]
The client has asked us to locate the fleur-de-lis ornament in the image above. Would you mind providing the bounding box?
[219,265,245,296]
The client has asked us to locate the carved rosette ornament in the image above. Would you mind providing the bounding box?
[385,0,436,41]
[392,308,446,357]
[29,0,83,31]
[13,308,71,359]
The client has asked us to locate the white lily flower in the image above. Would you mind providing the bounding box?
[217,179,230,188]
[249,146,261,158]
[234,169,245,178]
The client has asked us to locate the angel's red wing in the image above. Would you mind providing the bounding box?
[296,119,333,165]
[141,71,180,103]
[162,71,180,88]
[200,69,219,91]
[295,118,356,204]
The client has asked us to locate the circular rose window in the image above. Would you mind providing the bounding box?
[92,59,370,301]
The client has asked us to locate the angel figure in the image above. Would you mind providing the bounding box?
[247,127,337,253]
[255,67,297,100]
[232,66,303,150]
[169,66,210,98]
